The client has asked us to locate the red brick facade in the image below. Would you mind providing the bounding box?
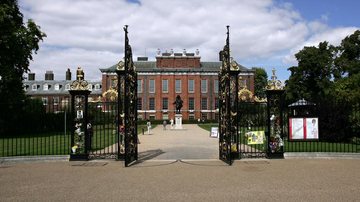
[101,52,255,121]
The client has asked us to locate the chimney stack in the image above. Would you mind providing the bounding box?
[28,73,35,81]
[66,68,72,80]
[45,71,54,80]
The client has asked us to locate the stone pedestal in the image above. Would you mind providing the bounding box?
[174,114,183,129]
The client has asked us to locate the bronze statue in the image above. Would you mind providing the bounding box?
[173,95,183,114]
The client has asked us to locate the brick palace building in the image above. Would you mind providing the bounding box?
[100,49,255,121]
[24,69,102,112]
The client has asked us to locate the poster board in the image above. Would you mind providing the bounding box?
[247,131,265,145]
[289,117,319,140]
[210,127,219,138]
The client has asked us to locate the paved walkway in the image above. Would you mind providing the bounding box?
[138,124,219,160]
[1,159,360,201]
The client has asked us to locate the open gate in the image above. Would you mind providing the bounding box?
[219,26,240,165]
[117,25,138,167]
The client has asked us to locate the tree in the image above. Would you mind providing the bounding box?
[285,42,335,103]
[0,0,46,105]
[253,67,268,99]
[0,0,45,135]
[334,30,360,78]
[332,30,360,103]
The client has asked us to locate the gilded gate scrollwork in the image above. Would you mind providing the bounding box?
[116,25,138,167]
[219,26,240,165]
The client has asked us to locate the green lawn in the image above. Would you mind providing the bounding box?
[0,124,154,157]
[285,141,359,152]
[198,123,218,132]
[0,132,71,156]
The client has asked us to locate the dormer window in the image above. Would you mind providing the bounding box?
[43,84,49,91]
[32,84,37,91]
[95,84,101,90]
[88,84,93,90]
[65,84,70,90]
[55,84,60,90]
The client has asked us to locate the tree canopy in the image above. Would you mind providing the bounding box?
[253,67,268,99]
[0,0,46,105]
[285,31,360,104]
[0,0,45,135]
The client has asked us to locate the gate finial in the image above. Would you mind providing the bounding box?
[266,68,283,90]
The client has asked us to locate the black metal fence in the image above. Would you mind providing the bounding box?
[1,99,359,157]
[234,100,360,158]
[0,99,72,157]
[284,100,360,153]
[0,100,123,158]
[238,102,267,158]
[87,102,120,159]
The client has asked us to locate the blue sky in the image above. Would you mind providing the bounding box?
[20,0,359,82]
[285,0,360,27]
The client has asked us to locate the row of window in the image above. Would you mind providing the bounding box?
[29,83,101,91]
[41,97,68,105]
[137,97,219,110]
[40,96,98,106]
[137,79,219,94]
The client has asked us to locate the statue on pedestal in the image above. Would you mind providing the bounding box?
[173,95,183,114]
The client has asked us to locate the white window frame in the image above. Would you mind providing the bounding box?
[175,79,181,93]
[188,79,194,93]
[32,84,37,91]
[43,84,49,91]
[53,97,59,105]
[65,84,70,90]
[149,98,155,110]
[188,97,195,110]
[137,80,142,93]
[214,80,219,93]
[162,98,168,110]
[54,84,60,91]
[201,98,208,110]
[149,79,155,93]
[137,98,142,110]
[42,97,48,105]
[201,79,208,93]
[162,79,168,93]
[95,84,101,90]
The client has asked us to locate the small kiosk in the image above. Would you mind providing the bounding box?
[288,99,319,141]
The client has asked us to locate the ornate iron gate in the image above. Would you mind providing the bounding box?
[116,25,138,167]
[219,26,240,165]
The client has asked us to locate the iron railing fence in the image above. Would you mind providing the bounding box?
[236,100,359,157]
[284,100,360,153]
[0,100,72,157]
[87,101,119,159]
[1,99,359,157]
[238,102,268,158]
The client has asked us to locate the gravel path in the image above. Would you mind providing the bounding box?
[138,124,219,160]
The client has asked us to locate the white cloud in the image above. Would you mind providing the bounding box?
[19,0,359,81]
[283,26,358,65]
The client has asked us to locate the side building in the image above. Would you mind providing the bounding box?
[24,69,102,112]
[100,50,255,121]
